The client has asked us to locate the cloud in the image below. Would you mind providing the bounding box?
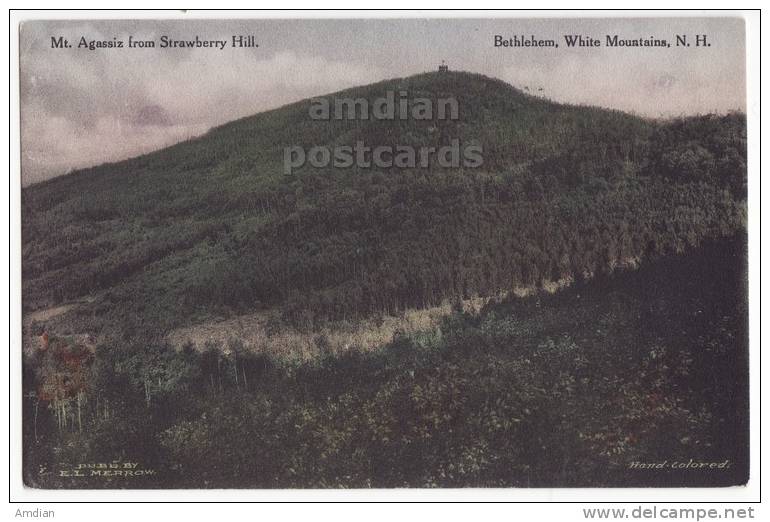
[20,21,384,184]
[19,18,745,184]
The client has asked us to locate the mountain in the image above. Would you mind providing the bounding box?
[21,71,747,342]
[21,70,749,489]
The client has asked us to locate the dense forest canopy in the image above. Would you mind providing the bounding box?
[22,71,747,341]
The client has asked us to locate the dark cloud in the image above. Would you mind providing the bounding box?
[130,104,173,127]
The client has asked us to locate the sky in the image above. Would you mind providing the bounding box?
[19,17,746,185]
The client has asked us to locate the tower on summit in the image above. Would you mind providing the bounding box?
[438,60,448,73]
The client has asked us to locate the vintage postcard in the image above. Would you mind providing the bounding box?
[18,14,752,490]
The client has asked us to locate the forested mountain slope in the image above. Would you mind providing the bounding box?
[21,71,747,340]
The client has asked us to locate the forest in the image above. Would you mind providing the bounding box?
[21,71,748,488]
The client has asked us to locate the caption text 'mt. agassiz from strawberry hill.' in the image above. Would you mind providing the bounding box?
[50,35,259,51]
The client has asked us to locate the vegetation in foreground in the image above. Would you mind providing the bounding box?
[23,236,748,488]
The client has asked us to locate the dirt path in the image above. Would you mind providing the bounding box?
[26,304,76,323]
